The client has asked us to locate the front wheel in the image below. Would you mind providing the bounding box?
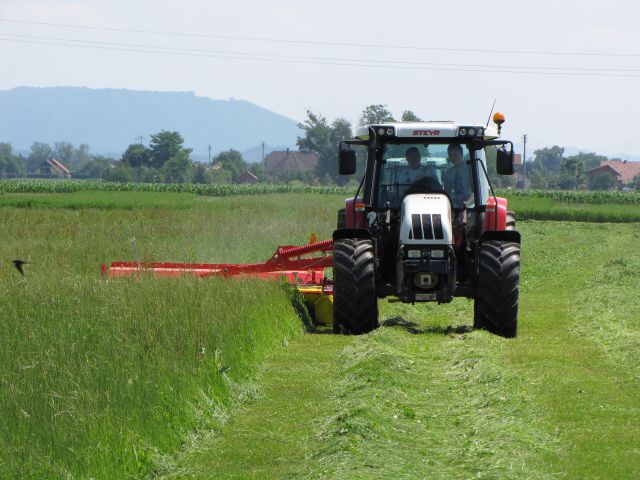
[474,240,520,338]
[333,238,378,334]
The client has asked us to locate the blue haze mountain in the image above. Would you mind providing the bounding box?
[0,87,300,160]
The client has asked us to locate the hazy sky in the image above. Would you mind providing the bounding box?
[1,0,640,158]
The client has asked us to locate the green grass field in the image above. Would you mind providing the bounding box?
[1,188,639,478]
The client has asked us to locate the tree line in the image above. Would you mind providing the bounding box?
[1,104,638,190]
[526,146,635,190]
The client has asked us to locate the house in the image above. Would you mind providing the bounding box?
[586,160,640,188]
[235,171,259,184]
[263,149,319,174]
[31,158,72,178]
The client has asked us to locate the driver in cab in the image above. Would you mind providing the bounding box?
[402,147,442,192]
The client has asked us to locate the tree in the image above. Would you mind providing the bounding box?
[401,110,421,122]
[529,165,549,189]
[631,174,640,191]
[567,152,607,171]
[297,111,353,184]
[212,149,248,181]
[78,156,113,178]
[359,104,395,125]
[71,144,93,169]
[163,150,193,183]
[149,131,190,169]
[558,156,586,189]
[121,143,152,168]
[54,141,75,166]
[28,142,53,170]
[210,167,233,184]
[533,146,564,176]
[0,143,26,178]
[192,163,211,184]
[102,165,133,182]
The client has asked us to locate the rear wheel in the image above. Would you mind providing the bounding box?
[333,238,378,334]
[337,208,346,229]
[474,240,519,338]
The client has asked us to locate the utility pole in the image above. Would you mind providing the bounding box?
[135,135,145,144]
[261,141,265,163]
[208,145,212,165]
[522,133,528,189]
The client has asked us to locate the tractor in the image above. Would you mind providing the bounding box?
[332,113,520,337]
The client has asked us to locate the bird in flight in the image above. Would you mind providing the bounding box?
[13,259,29,276]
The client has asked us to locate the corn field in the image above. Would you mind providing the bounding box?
[1,180,639,204]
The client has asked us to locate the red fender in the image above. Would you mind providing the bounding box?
[344,197,366,229]
[482,196,508,232]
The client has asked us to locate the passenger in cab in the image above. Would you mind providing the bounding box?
[443,144,473,208]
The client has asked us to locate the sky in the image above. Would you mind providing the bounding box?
[1,0,640,159]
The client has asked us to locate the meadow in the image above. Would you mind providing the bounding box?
[0,185,639,478]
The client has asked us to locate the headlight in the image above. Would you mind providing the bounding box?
[407,250,422,259]
[430,249,445,259]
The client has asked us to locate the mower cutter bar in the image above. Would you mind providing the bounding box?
[102,239,334,285]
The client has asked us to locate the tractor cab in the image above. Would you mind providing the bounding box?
[333,114,521,338]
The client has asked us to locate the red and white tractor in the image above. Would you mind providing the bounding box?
[333,113,520,337]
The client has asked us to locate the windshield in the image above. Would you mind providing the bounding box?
[377,143,487,210]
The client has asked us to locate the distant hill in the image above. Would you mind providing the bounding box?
[0,87,301,158]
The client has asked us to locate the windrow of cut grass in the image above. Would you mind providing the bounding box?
[502,195,640,222]
[1,188,639,224]
[0,194,344,479]
[499,188,640,204]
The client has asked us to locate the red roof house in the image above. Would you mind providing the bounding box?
[235,171,259,184]
[587,160,640,187]
[264,149,319,174]
[31,158,72,178]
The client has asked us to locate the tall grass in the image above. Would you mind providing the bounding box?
[0,194,343,478]
[0,277,302,478]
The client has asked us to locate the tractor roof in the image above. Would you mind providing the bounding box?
[355,122,499,141]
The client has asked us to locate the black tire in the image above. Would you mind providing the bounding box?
[333,238,378,334]
[337,208,347,230]
[506,210,516,231]
[473,240,520,338]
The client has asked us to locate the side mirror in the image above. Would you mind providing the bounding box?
[496,148,514,175]
[339,149,357,175]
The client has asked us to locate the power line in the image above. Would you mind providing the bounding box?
[2,16,640,58]
[1,35,640,78]
[2,32,640,73]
